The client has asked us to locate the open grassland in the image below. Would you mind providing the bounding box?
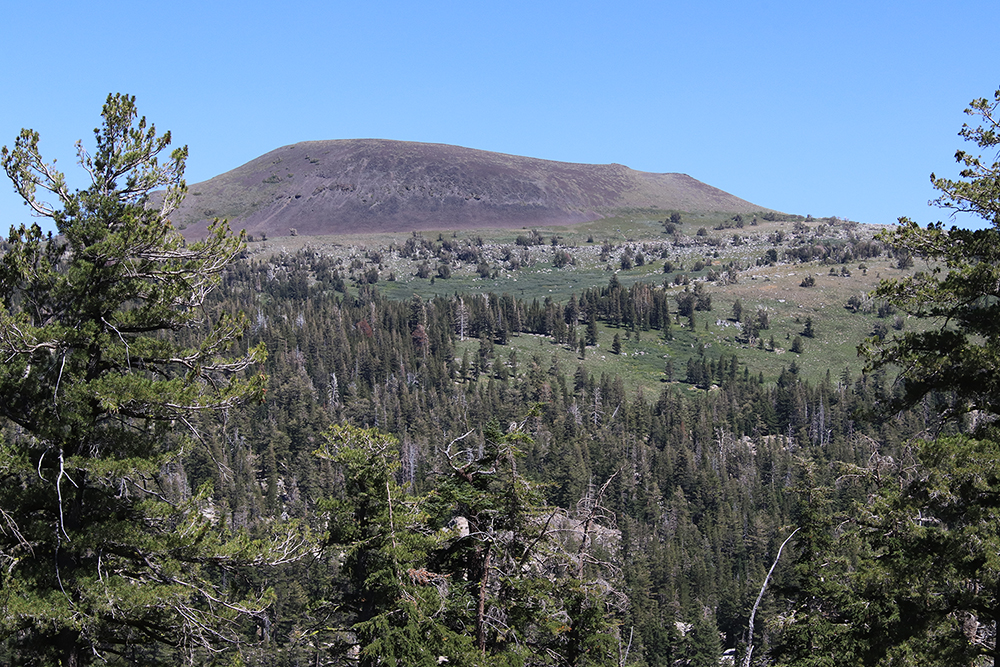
[704,259,911,384]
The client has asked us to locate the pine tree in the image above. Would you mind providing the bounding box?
[0,94,307,665]
[684,612,722,667]
[802,316,815,338]
[316,424,478,666]
[319,420,621,665]
[770,466,859,667]
[815,88,1000,667]
[855,436,1000,666]
[864,88,1000,424]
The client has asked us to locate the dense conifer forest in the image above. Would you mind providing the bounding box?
[111,247,918,665]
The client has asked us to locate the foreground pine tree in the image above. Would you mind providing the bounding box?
[775,88,1000,667]
[855,87,1000,667]
[0,94,309,665]
[316,421,623,666]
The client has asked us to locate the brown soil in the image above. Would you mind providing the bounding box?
[172,139,773,240]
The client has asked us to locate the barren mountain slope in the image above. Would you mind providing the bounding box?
[172,139,771,238]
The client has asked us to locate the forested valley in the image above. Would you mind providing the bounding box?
[144,248,923,666]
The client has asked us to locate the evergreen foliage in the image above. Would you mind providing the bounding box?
[864,88,1000,426]
[174,244,912,665]
[317,421,622,665]
[5,92,993,666]
[776,88,1000,667]
[0,94,308,665]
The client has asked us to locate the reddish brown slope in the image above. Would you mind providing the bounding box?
[172,139,770,238]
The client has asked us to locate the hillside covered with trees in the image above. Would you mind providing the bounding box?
[1,90,1000,666]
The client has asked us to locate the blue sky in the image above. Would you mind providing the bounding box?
[2,0,997,234]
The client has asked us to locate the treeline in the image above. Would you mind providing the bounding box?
[300,214,885,289]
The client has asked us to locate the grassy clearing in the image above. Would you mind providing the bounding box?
[251,213,903,387]
[453,324,692,399]
[699,258,910,383]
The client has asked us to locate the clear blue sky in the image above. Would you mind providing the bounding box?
[2,0,997,235]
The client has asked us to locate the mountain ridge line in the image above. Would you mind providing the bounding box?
[171,139,775,239]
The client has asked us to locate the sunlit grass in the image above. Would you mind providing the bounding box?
[251,213,901,387]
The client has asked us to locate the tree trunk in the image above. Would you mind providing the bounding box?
[57,628,83,667]
[476,546,491,653]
